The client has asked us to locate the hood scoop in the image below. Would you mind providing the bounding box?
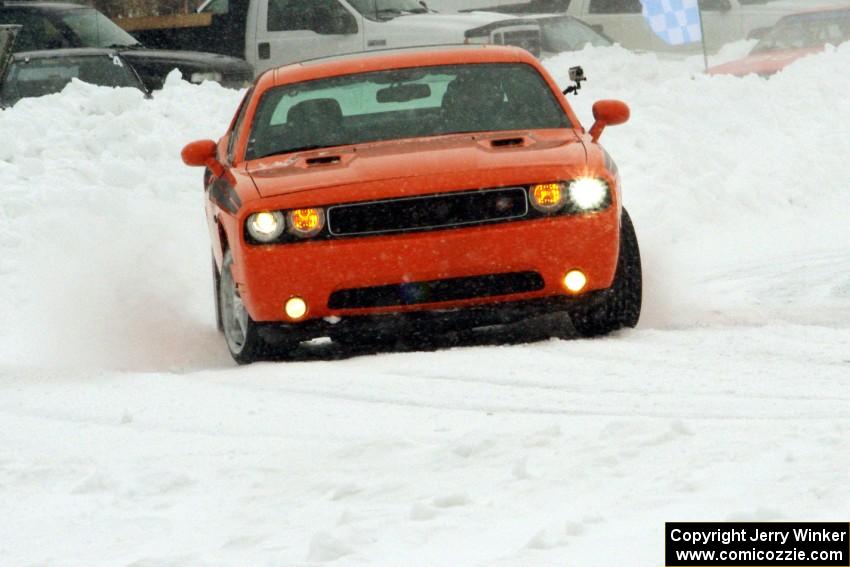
[490,137,526,148]
[306,155,341,167]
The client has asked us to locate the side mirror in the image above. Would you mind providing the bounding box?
[339,11,358,35]
[182,139,224,177]
[182,139,216,166]
[314,9,358,35]
[588,100,629,143]
[747,27,769,41]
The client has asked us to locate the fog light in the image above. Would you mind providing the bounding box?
[564,270,587,294]
[285,297,308,320]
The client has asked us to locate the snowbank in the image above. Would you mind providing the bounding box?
[2,47,848,369]
[0,74,244,370]
[1,48,849,567]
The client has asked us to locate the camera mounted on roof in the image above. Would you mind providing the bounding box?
[563,66,586,96]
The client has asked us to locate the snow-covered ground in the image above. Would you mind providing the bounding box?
[1,43,848,565]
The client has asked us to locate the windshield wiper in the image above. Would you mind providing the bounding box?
[256,145,332,159]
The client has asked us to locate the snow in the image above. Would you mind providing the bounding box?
[1,44,849,565]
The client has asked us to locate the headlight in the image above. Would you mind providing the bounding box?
[287,208,325,238]
[247,211,285,242]
[529,182,567,213]
[568,178,609,211]
[190,71,223,84]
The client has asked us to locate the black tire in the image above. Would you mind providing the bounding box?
[570,208,642,337]
[219,251,277,364]
[332,327,401,349]
[212,254,224,333]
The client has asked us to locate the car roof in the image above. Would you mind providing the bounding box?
[790,5,850,16]
[12,47,119,60]
[499,12,576,21]
[268,45,535,88]
[1,1,87,11]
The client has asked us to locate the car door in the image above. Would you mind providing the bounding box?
[254,0,363,74]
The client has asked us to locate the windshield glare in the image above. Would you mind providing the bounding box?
[61,9,141,48]
[247,63,570,160]
[753,12,850,52]
[347,0,428,19]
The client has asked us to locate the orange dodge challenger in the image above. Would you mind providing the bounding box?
[182,45,641,364]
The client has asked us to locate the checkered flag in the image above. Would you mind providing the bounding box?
[640,0,703,46]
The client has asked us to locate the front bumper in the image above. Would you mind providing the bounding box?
[233,209,620,323]
[257,291,611,345]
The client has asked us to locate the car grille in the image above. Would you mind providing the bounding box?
[328,272,545,310]
[495,29,542,56]
[327,187,529,237]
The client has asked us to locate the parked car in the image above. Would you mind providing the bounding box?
[0,23,17,79]
[435,0,850,52]
[181,45,641,363]
[123,0,543,76]
[0,1,253,90]
[0,47,149,106]
[518,13,613,56]
[708,6,850,76]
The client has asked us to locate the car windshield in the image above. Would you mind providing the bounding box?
[540,17,612,52]
[752,11,850,52]
[0,54,140,104]
[347,0,428,20]
[246,63,571,160]
[59,9,141,48]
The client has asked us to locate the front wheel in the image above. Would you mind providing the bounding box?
[219,251,284,364]
[213,254,223,333]
[570,208,642,337]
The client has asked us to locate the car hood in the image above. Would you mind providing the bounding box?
[379,12,528,34]
[246,131,587,201]
[741,0,850,13]
[707,47,824,76]
[118,48,251,73]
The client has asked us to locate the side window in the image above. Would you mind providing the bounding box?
[268,0,351,33]
[227,88,254,164]
[588,0,642,14]
[0,10,71,51]
[530,0,572,9]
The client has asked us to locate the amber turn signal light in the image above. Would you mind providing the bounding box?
[287,208,325,238]
[529,183,566,213]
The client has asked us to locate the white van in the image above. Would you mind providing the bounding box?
[428,0,850,52]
